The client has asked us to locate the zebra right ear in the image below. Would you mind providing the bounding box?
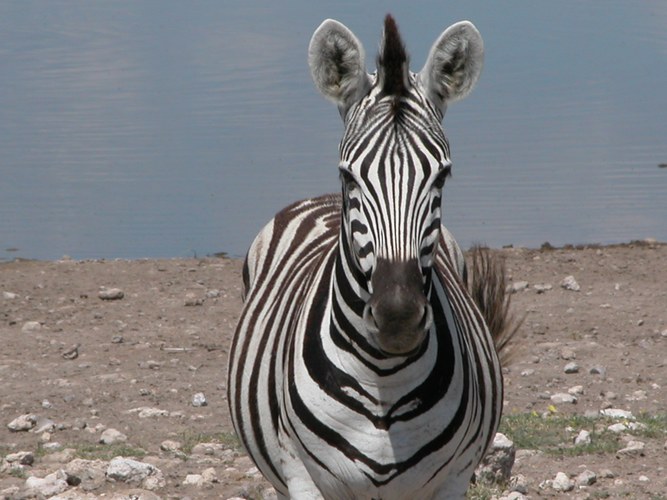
[308,19,372,116]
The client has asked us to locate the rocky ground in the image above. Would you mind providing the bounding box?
[1,241,666,499]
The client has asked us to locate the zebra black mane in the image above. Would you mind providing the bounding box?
[377,14,409,107]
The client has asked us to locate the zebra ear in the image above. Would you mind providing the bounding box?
[308,19,372,115]
[418,21,484,110]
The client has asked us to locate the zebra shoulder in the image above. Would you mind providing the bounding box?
[243,194,342,297]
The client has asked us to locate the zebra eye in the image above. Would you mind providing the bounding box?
[432,165,452,190]
[339,168,358,190]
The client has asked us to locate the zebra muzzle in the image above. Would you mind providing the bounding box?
[363,258,433,355]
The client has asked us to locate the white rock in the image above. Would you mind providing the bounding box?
[127,407,170,418]
[64,458,107,491]
[568,385,584,395]
[563,362,580,374]
[552,471,574,492]
[21,321,42,332]
[183,474,204,486]
[608,423,629,433]
[7,413,37,432]
[192,392,207,407]
[520,368,535,377]
[533,283,552,293]
[574,430,591,446]
[5,451,34,465]
[99,428,128,444]
[616,440,645,457]
[509,281,529,293]
[25,470,68,497]
[474,432,515,484]
[560,275,580,291]
[638,475,650,482]
[2,291,18,299]
[201,467,217,483]
[550,393,577,404]
[160,440,182,452]
[575,469,597,486]
[98,287,124,300]
[600,408,635,420]
[106,457,164,490]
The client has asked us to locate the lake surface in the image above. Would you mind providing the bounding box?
[1,1,666,261]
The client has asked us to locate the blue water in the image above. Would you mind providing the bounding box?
[1,1,666,261]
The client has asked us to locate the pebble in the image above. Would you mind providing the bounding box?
[552,471,574,492]
[184,293,205,306]
[568,385,584,395]
[520,368,535,377]
[533,283,552,293]
[575,469,597,486]
[589,365,606,376]
[2,291,18,299]
[600,408,635,420]
[616,440,646,457]
[98,287,124,300]
[21,320,42,333]
[560,347,576,360]
[99,428,128,444]
[106,457,165,490]
[563,362,580,374]
[127,407,170,418]
[550,393,577,404]
[192,392,208,407]
[560,275,580,291]
[7,413,37,432]
[160,440,182,452]
[574,430,591,446]
[5,451,34,465]
[24,470,69,497]
[64,458,108,491]
[509,281,529,293]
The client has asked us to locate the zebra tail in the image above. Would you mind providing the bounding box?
[467,245,523,366]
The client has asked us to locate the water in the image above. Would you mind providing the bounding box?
[1,1,666,261]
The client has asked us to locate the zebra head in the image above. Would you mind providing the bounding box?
[309,15,483,355]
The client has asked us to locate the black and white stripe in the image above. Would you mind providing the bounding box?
[228,15,504,499]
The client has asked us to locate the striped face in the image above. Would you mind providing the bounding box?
[339,75,452,282]
[309,14,484,355]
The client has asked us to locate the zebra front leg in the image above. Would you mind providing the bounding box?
[278,430,325,499]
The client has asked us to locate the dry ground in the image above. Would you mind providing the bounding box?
[1,241,666,498]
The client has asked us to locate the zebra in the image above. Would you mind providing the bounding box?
[228,14,517,499]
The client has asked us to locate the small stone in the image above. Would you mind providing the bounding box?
[509,281,529,293]
[61,343,80,360]
[160,440,182,452]
[111,335,124,343]
[206,289,221,298]
[474,432,515,484]
[520,369,535,377]
[568,385,584,395]
[575,469,597,486]
[560,275,580,291]
[589,365,606,376]
[33,416,56,434]
[106,457,165,490]
[638,475,650,482]
[21,321,42,332]
[600,408,635,420]
[552,471,574,492]
[600,469,615,478]
[564,362,580,374]
[574,430,591,446]
[550,393,577,404]
[42,399,53,409]
[533,283,552,293]
[192,392,208,407]
[608,423,629,433]
[184,293,204,306]
[3,291,18,299]
[24,470,69,497]
[661,329,667,338]
[64,458,107,491]
[127,407,170,418]
[201,467,218,483]
[5,451,34,465]
[616,440,645,457]
[560,347,576,360]
[183,474,204,486]
[98,287,124,300]
[7,413,37,432]
[99,428,127,444]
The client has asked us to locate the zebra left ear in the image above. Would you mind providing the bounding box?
[308,19,372,116]
[418,21,484,111]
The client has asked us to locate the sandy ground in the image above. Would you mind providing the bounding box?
[1,241,666,499]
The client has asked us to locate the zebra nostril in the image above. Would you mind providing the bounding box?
[420,304,434,331]
[363,304,379,332]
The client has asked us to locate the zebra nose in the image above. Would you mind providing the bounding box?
[363,258,433,355]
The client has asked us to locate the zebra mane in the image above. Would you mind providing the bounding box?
[377,14,409,102]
